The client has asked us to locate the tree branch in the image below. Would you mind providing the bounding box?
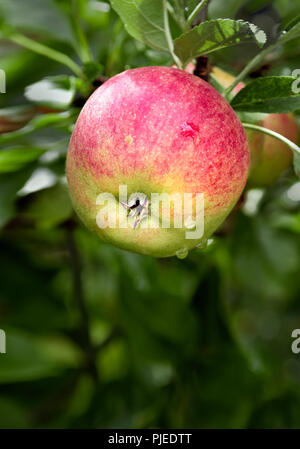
[186,0,210,29]
[5,32,83,79]
[66,224,98,382]
[242,122,300,155]
[192,1,211,82]
[163,0,182,68]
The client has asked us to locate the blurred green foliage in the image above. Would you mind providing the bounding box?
[0,0,300,429]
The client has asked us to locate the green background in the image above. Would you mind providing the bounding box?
[0,0,300,429]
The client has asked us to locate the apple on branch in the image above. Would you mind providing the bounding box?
[211,66,299,187]
[67,66,249,258]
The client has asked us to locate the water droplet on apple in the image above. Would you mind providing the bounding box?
[196,239,208,249]
[176,248,189,259]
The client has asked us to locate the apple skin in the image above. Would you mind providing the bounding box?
[247,113,299,187]
[66,66,249,257]
[211,67,299,187]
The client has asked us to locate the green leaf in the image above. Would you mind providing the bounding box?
[279,20,300,45]
[0,329,80,383]
[185,0,199,16]
[0,106,36,133]
[293,152,300,179]
[0,147,46,173]
[174,19,266,66]
[231,76,300,113]
[236,111,269,124]
[24,76,77,110]
[208,0,246,19]
[97,339,128,382]
[168,0,186,30]
[0,398,30,428]
[0,110,76,145]
[0,0,74,45]
[184,0,209,28]
[21,183,73,229]
[1,30,83,78]
[110,0,168,51]
[0,166,33,227]
[82,62,103,82]
[283,14,300,33]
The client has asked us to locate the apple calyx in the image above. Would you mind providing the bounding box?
[120,194,149,229]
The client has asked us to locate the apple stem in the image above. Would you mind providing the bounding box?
[163,0,183,69]
[242,122,300,155]
[193,55,211,82]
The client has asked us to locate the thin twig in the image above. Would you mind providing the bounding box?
[71,0,93,64]
[192,1,211,81]
[224,44,277,98]
[186,0,209,29]
[94,328,122,353]
[242,122,300,154]
[6,32,84,78]
[66,225,99,381]
[163,0,182,68]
